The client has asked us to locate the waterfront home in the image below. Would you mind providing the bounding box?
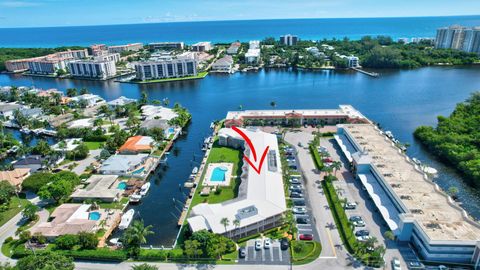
[70,94,105,108]
[224,105,369,127]
[67,118,94,129]
[0,168,31,191]
[12,155,48,172]
[141,105,178,121]
[107,96,137,107]
[118,136,155,154]
[70,175,122,202]
[211,55,234,73]
[99,154,149,176]
[245,48,260,64]
[227,42,241,55]
[188,128,286,238]
[30,203,121,239]
[52,138,83,152]
[336,123,480,265]
[18,107,43,119]
[139,118,176,138]
[191,41,213,52]
[0,102,23,120]
[37,89,64,99]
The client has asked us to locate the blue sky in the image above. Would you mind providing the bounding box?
[0,0,479,28]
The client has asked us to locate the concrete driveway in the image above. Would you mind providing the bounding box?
[72,149,102,175]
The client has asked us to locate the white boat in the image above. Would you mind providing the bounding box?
[423,166,438,176]
[20,128,31,134]
[412,158,421,165]
[109,238,123,247]
[210,122,214,129]
[192,167,198,174]
[385,131,393,139]
[129,194,142,203]
[139,182,151,196]
[118,209,135,230]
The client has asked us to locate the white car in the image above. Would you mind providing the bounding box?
[293,207,307,214]
[391,258,401,270]
[264,238,271,249]
[255,239,262,250]
[356,235,371,242]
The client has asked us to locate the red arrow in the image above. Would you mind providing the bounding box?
[231,126,270,174]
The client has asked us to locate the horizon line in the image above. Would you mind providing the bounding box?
[1,14,479,30]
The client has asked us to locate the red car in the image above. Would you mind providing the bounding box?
[323,157,333,163]
[299,234,313,241]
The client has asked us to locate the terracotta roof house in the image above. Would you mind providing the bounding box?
[0,168,31,190]
[118,136,155,154]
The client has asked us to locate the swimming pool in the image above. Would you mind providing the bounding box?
[210,166,228,182]
[132,167,145,175]
[117,182,127,190]
[89,212,101,221]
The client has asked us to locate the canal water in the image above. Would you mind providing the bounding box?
[1,66,480,246]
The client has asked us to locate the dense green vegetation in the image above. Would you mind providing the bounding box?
[415,92,480,186]
[260,35,479,69]
[0,47,85,71]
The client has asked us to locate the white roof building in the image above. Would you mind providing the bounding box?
[188,128,286,236]
[107,96,137,107]
[141,105,178,121]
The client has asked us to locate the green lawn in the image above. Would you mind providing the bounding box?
[132,71,208,84]
[97,197,129,209]
[84,141,103,150]
[190,139,243,209]
[0,197,29,227]
[291,241,322,265]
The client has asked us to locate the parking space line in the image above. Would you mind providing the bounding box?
[245,246,248,261]
[278,247,283,261]
[326,229,337,257]
[270,247,274,261]
[261,248,265,262]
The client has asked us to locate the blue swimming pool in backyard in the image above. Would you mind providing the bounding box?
[132,167,145,175]
[210,166,228,182]
[89,212,101,221]
[117,182,127,190]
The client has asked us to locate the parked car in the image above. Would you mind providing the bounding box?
[290,192,303,198]
[356,235,371,242]
[280,238,289,250]
[391,258,401,270]
[289,184,302,190]
[293,207,307,214]
[239,247,246,258]
[299,234,313,240]
[293,199,306,206]
[255,239,262,250]
[298,142,303,147]
[407,261,425,269]
[264,238,271,249]
[289,165,298,170]
[289,178,301,184]
[296,217,310,224]
[344,202,357,210]
[349,216,366,227]
[355,230,369,237]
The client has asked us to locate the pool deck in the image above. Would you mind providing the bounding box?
[202,163,233,187]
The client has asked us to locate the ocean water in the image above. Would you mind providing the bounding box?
[0,16,480,47]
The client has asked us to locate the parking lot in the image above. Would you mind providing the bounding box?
[238,239,290,265]
[284,145,319,242]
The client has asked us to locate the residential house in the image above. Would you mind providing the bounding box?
[99,154,149,175]
[118,136,155,154]
[211,55,234,73]
[12,155,48,172]
[0,168,31,191]
[107,96,137,107]
[0,102,23,120]
[70,175,121,202]
[70,94,105,107]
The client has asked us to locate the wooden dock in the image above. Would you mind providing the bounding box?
[352,67,379,77]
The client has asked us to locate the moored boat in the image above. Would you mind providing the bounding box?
[118,209,135,230]
[139,182,151,196]
[129,194,142,203]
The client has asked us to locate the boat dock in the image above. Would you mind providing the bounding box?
[352,67,379,77]
[176,124,220,226]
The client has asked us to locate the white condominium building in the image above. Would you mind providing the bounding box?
[108,43,143,53]
[134,56,197,81]
[68,59,117,79]
[28,59,68,75]
[435,25,480,54]
[94,53,120,63]
[188,128,286,238]
[249,40,260,49]
[191,42,213,52]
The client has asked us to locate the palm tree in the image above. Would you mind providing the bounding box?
[22,202,38,221]
[122,220,154,255]
[220,217,230,233]
[332,161,342,176]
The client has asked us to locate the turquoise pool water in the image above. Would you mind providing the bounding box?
[132,167,145,175]
[210,166,228,182]
[117,182,127,190]
[89,212,101,221]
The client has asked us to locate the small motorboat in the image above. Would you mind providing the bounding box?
[192,167,198,175]
[412,158,421,165]
[129,194,142,203]
[139,182,151,196]
[109,238,123,247]
[422,166,438,177]
[385,131,393,139]
[118,209,135,230]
